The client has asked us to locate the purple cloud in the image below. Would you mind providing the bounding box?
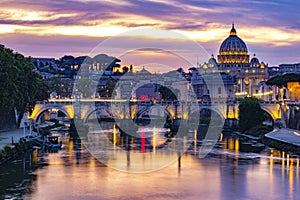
[1,0,300,66]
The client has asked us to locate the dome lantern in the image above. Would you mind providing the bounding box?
[230,23,237,36]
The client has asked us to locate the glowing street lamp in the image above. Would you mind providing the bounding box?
[203,63,208,73]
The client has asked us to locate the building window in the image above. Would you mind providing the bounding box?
[218,87,222,94]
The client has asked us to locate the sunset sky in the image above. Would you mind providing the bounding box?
[1,0,300,71]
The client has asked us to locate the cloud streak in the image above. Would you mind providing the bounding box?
[0,0,300,67]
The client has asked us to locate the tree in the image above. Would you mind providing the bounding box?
[59,55,75,68]
[97,78,117,98]
[0,45,49,127]
[93,54,121,71]
[76,77,92,97]
[266,73,300,88]
[48,76,73,98]
[238,97,264,132]
[0,45,18,112]
[122,66,129,73]
[39,62,45,69]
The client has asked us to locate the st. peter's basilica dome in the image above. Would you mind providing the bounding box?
[217,24,249,65]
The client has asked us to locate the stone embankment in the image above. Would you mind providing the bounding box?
[263,128,300,154]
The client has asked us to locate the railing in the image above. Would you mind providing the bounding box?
[36,98,286,106]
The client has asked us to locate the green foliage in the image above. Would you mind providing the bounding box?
[266,73,300,88]
[0,44,49,127]
[48,75,73,97]
[97,78,117,98]
[59,55,75,68]
[238,97,264,132]
[76,77,92,97]
[268,141,280,149]
[244,124,273,137]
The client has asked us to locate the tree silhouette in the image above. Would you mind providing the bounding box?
[238,97,264,132]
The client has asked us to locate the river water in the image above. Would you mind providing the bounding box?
[1,122,300,200]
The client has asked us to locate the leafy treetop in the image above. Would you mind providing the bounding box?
[266,73,300,88]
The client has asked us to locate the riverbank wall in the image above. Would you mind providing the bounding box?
[263,129,300,155]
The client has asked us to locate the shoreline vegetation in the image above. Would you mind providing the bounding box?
[0,140,34,165]
[0,45,49,130]
[0,120,65,165]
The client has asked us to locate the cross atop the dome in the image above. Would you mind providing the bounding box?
[230,23,237,36]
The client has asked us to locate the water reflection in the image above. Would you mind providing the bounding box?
[2,121,300,199]
[0,152,38,199]
[82,121,189,173]
[23,135,300,200]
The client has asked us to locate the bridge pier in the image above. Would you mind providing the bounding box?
[224,118,238,129]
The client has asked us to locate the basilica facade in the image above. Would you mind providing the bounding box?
[205,24,269,96]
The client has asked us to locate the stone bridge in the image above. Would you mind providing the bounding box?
[28,99,283,127]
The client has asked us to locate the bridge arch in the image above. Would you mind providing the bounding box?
[31,106,71,122]
[134,105,174,124]
[187,106,226,120]
[260,107,276,123]
[83,107,114,123]
[186,106,225,128]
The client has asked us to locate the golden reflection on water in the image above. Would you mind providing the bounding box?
[83,123,187,173]
[289,158,294,200]
[113,124,117,147]
[24,126,300,200]
[219,132,223,141]
[228,138,235,151]
[152,127,157,153]
[32,149,38,164]
[268,149,300,200]
[223,137,228,149]
[235,139,239,152]
[222,135,300,196]
[297,158,299,179]
[223,137,239,152]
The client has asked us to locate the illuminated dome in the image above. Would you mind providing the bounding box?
[208,54,217,67]
[250,54,259,63]
[218,24,249,64]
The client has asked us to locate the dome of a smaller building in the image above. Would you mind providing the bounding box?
[250,54,259,63]
[208,54,217,67]
[250,54,260,67]
[138,66,151,74]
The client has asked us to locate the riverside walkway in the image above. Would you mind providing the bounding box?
[0,128,24,150]
[265,128,300,146]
